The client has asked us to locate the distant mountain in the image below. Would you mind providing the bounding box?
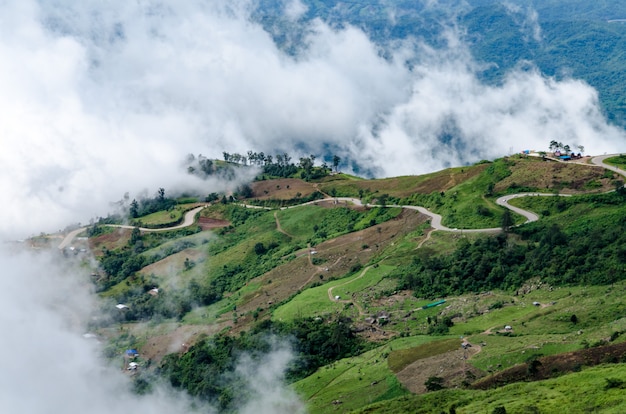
[254,0,626,125]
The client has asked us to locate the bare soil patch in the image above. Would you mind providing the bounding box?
[251,178,318,200]
[498,160,612,194]
[139,248,205,279]
[230,209,428,330]
[327,165,488,198]
[473,341,626,390]
[99,322,229,367]
[396,345,483,394]
[198,217,230,230]
[89,228,132,256]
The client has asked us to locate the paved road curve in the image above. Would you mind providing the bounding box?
[58,153,626,249]
[58,205,206,249]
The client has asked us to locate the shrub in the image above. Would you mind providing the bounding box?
[604,378,625,390]
[424,376,445,391]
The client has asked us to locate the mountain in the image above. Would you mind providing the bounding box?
[45,153,626,413]
[255,0,626,125]
[6,2,626,413]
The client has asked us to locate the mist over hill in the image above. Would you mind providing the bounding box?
[3,2,626,412]
[2,0,626,237]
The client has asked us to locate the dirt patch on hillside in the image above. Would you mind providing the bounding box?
[198,217,230,230]
[229,209,429,331]
[251,178,318,200]
[396,345,483,393]
[473,341,626,390]
[324,165,488,198]
[138,323,228,365]
[497,160,613,194]
[139,248,206,279]
[89,228,132,256]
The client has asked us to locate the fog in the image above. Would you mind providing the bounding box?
[0,247,304,413]
[1,0,624,237]
[1,1,625,411]
[0,249,202,413]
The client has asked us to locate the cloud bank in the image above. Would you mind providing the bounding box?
[0,249,201,413]
[1,0,624,238]
[0,247,304,413]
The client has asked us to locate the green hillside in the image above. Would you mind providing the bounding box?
[57,153,626,413]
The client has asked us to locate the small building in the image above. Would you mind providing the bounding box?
[532,301,540,306]
[125,349,139,358]
[421,299,446,310]
[115,304,129,310]
[148,288,159,296]
[504,325,512,331]
[127,362,138,371]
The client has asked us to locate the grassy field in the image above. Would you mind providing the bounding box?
[85,153,626,413]
[603,154,626,170]
[318,164,488,201]
[133,208,184,226]
[288,278,626,412]
[294,335,460,414]
[353,364,626,413]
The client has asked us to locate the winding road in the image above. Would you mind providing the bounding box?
[57,154,626,250]
[58,206,206,250]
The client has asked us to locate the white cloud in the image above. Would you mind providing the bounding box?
[0,248,207,413]
[0,246,302,413]
[1,1,625,410]
[354,39,625,176]
[284,0,308,21]
[502,1,543,42]
[0,0,624,239]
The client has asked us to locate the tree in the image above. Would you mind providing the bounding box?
[129,199,139,218]
[378,193,389,207]
[235,184,253,199]
[501,209,514,232]
[577,144,585,155]
[184,257,195,271]
[157,187,165,201]
[254,242,267,255]
[424,376,445,391]
[199,158,213,175]
[129,227,141,247]
[549,140,558,152]
[563,144,571,154]
[299,157,314,180]
[332,155,341,172]
[570,314,578,324]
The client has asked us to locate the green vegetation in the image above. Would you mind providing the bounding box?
[604,154,626,170]
[160,317,367,411]
[83,149,626,413]
[132,208,183,227]
[388,338,460,373]
[353,364,626,413]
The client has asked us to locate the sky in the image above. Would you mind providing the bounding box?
[1,1,626,411]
